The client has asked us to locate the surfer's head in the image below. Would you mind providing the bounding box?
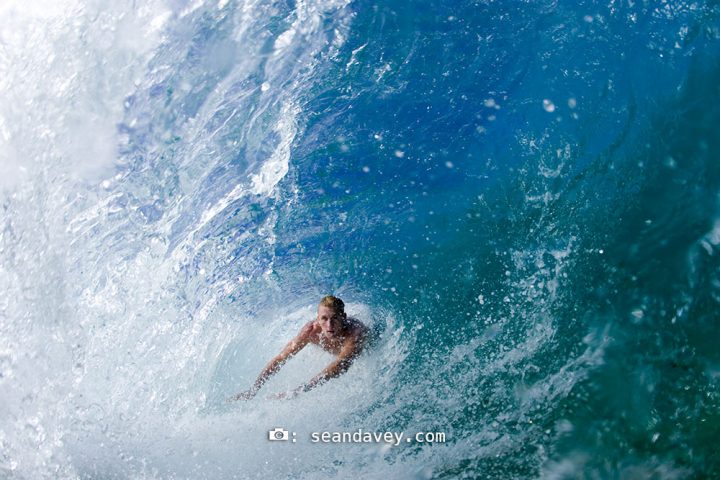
[319,295,345,314]
[317,295,346,337]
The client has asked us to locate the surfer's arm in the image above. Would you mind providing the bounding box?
[298,337,359,394]
[230,323,312,400]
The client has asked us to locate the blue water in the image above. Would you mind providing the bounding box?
[1,0,719,478]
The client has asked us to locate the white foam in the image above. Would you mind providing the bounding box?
[250,102,299,196]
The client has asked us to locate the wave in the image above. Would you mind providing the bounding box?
[1,0,719,478]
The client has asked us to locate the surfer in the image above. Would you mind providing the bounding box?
[230,295,371,400]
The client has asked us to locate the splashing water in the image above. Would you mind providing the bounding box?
[1,0,720,478]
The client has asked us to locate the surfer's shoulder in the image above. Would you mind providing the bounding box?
[346,317,369,342]
[347,317,368,332]
[299,320,319,340]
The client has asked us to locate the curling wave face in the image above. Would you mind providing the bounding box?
[1,0,720,478]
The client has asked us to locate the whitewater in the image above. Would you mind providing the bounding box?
[1,0,719,478]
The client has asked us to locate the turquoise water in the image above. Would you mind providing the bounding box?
[1,0,719,478]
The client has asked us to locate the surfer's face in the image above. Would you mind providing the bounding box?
[317,305,345,337]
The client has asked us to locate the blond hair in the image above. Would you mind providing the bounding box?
[319,295,345,314]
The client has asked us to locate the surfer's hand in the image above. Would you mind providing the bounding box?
[228,390,256,402]
[266,391,288,400]
[267,389,299,400]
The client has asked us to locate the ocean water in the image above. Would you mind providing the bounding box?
[1,0,719,478]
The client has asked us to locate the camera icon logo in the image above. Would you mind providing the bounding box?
[268,428,289,441]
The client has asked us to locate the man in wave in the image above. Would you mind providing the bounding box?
[230,295,370,400]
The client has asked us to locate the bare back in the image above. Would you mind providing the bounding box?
[303,317,370,356]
